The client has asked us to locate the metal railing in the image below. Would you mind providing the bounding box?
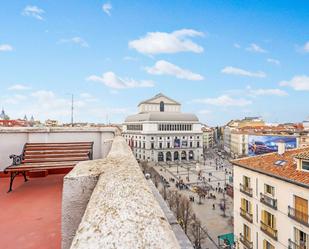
[260,193,277,210]
[288,206,309,227]
[240,207,253,223]
[240,183,253,197]
[239,233,253,249]
[260,220,278,240]
[288,238,307,249]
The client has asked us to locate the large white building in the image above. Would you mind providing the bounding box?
[123,93,203,162]
[232,145,309,249]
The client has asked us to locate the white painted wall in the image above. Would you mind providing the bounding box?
[0,127,116,171]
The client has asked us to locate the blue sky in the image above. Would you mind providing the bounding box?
[0,0,308,126]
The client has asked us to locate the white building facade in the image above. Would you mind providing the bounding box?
[123,93,203,162]
[233,149,309,249]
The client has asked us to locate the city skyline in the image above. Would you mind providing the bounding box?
[1,1,309,126]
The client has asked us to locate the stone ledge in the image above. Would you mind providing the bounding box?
[65,136,181,249]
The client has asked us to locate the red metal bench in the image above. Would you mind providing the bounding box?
[4,142,94,192]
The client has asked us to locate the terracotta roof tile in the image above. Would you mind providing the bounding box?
[232,147,309,187]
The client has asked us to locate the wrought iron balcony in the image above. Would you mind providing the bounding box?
[260,220,278,240]
[260,193,277,210]
[240,207,253,223]
[288,206,309,227]
[240,183,253,197]
[239,233,253,249]
[288,238,307,249]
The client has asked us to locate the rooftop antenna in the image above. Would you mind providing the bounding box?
[71,94,74,127]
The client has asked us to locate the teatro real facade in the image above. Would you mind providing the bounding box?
[123,93,203,162]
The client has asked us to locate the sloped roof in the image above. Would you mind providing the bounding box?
[137,93,181,107]
[232,147,309,188]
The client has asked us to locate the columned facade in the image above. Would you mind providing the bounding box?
[122,93,203,163]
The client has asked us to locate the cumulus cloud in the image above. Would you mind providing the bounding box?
[279,75,309,91]
[86,71,155,89]
[59,37,89,47]
[129,29,204,55]
[221,66,266,78]
[267,58,280,65]
[193,95,252,107]
[102,3,112,16]
[0,44,13,52]
[246,43,267,53]
[22,5,45,20]
[145,60,204,81]
[8,84,31,91]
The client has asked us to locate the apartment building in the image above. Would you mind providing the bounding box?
[232,145,309,249]
[202,126,215,150]
[224,117,265,154]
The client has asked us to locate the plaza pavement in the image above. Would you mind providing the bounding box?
[151,149,234,249]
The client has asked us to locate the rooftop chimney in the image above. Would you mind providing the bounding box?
[277,141,286,155]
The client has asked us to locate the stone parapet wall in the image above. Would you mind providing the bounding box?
[63,136,181,249]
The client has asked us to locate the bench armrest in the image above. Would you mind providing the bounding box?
[9,154,23,166]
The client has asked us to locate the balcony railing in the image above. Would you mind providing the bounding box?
[260,193,277,210]
[240,207,253,223]
[288,206,309,227]
[288,238,307,249]
[240,183,253,197]
[260,220,278,240]
[239,233,253,249]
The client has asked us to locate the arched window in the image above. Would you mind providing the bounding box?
[160,101,164,112]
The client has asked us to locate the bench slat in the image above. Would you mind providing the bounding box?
[22,157,89,163]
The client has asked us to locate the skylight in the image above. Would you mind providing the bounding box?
[274,160,287,166]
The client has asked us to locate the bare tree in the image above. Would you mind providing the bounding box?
[189,215,206,249]
[179,196,194,234]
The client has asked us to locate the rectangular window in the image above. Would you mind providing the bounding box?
[151,142,154,149]
[243,224,251,241]
[261,210,276,228]
[167,142,170,148]
[243,176,250,188]
[294,195,308,222]
[241,198,252,213]
[264,184,275,196]
[263,240,274,249]
[159,143,162,149]
[302,161,309,171]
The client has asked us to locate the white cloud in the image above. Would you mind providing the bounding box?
[129,29,204,55]
[233,43,241,49]
[145,60,204,81]
[198,109,212,115]
[279,75,309,91]
[267,58,280,65]
[304,41,309,53]
[221,66,266,78]
[59,37,89,47]
[22,5,45,20]
[0,44,13,52]
[102,3,112,16]
[86,71,155,89]
[246,43,267,53]
[193,95,252,107]
[248,88,288,97]
[8,84,31,91]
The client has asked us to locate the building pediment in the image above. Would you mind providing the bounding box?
[138,93,180,106]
